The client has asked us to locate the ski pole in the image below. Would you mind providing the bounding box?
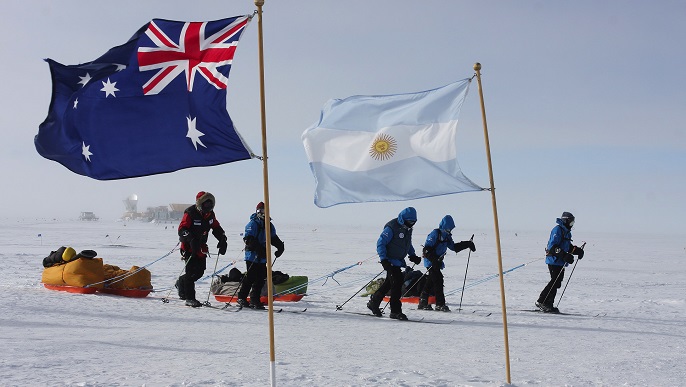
[556,242,585,308]
[335,270,384,310]
[224,260,252,307]
[458,234,475,312]
[202,251,221,306]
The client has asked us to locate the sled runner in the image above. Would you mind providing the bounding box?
[383,295,437,304]
[42,283,98,294]
[214,293,304,303]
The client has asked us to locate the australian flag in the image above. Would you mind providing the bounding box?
[36,16,254,180]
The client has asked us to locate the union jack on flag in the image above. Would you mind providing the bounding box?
[138,17,249,95]
[36,16,254,181]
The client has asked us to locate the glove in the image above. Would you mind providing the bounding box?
[380,260,393,271]
[571,245,584,260]
[217,235,228,255]
[467,241,476,252]
[273,237,284,258]
[178,229,192,243]
[563,253,574,264]
[408,254,421,265]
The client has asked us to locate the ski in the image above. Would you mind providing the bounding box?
[234,306,308,314]
[341,311,451,324]
[520,309,603,317]
[437,309,492,317]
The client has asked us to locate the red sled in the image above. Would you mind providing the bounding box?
[383,295,436,304]
[43,283,98,294]
[214,293,304,303]
[97,287,152,298]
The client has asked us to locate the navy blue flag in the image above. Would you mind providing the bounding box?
[36,16,254,180]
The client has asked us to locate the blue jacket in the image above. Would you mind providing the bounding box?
[423,215,457,269]
[545,218,573,266]
[377,207,417,267]
[244,213,280,264]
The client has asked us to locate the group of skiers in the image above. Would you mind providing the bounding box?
[176,192,283,309]
[365,208,585,318]
[175,191,584,315]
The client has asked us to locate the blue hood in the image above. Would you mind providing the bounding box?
[439,215,455,231]
[397,207,417,225]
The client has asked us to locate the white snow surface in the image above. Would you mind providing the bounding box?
[1,219,685,386]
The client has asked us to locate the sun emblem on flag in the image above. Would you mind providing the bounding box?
[369,133,397,161]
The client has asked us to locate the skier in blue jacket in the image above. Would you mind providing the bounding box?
[367,207,421,321]
[418,215,476,312]
[237,202,284,310]
[536,212,585,313]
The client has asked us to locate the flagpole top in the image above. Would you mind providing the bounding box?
[255,0,264,6]
[474,63,482,71]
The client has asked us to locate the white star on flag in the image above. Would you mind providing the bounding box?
[185,116,206,150]
[100,78,119,97]
[73,98,78,109]
[78,73,91,87]
[82,142,93,161]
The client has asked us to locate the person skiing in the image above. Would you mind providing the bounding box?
[418,215,476,312]
[536,211,585,313]
[236,202,285,310]
[177,191,228,308]
[367,207,421,321]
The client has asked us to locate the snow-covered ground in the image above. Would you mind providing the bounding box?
[1,219,684,386]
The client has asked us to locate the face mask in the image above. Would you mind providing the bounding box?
[201,200,214,213]
[256,209,265,219]
[404,220,416,228]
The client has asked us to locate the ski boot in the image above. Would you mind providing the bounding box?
[434,304,451,312]
[535,301,557,313]
[250,301,266,310]
[417,293,433,310]
[236,298,250,308]
[175,279,185,300]
[185,299,202,308]
[389,312,408,321]
[366,295,383,317]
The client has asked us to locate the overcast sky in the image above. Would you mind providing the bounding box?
[2,1,684,235]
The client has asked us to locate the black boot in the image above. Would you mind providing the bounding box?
[367,295,383,317]
[176,279,186,300]
[417,293,433,310]
[389,312,408,320]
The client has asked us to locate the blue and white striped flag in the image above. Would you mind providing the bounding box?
[302,79,483,208]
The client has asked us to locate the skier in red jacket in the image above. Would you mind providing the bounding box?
[177,191,228,307]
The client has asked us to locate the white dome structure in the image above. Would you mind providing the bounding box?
[123,194,138,213]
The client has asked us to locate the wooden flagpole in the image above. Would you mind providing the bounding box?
[254,1,278,386]
[473,62,512,384]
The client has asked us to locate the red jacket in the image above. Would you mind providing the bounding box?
[178,205,224,259]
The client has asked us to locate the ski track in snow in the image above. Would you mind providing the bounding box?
[1,220,685,386]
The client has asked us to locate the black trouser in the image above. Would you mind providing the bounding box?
[237,261,267,305]
[422,266,445,306]
[373,265,404,313]
[179,256,206,301]
[538,264,565,306]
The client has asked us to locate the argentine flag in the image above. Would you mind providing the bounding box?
[302,78,483,208]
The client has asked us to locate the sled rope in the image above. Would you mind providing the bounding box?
[271,254,377,297]
[86,242,180,288]
[444,256,543,296]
